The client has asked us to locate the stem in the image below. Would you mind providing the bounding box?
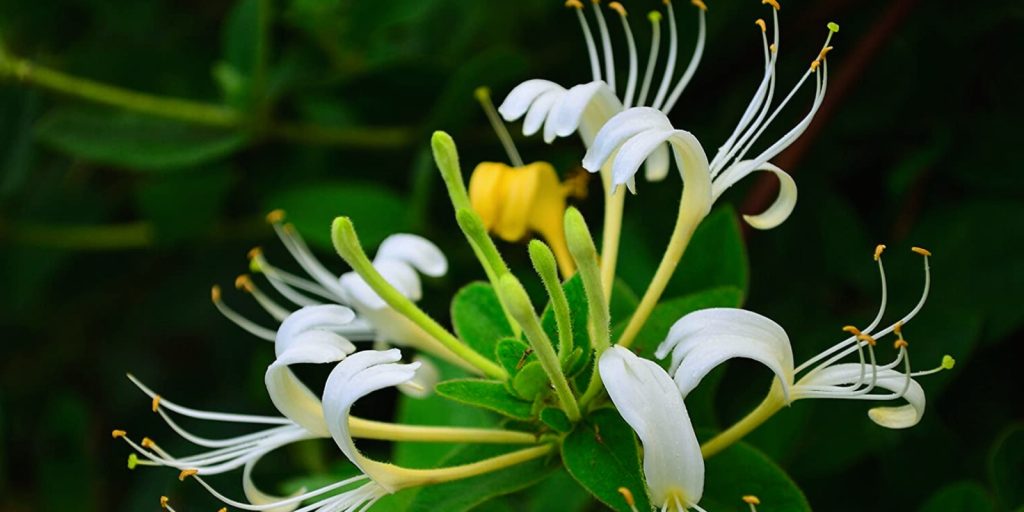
[529,240,574,363]
[616,188,704,349]
[0,52,412,148]
[498,274,581,422]
[331,217,507,380]
[599,184,626,299]
[349,417,537,444]
[700,389,785,458]
[370,444,554,489]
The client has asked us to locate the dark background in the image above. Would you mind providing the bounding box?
[1,0,1022,510]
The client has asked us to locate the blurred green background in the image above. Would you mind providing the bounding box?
[1,0,1022,510]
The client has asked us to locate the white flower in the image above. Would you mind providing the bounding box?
[583,7,839,230]
[656,247,951,429]
[499,0,707,181]
[600,346,708,512]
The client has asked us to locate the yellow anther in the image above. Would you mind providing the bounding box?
[810,59,821,71]
[141,437,155,448]
[842,325,862,335]
[894,321,903,335]
[691,0,708,11]
[769,43,777,53]
[819,46,834,60]
[151,395,162,412]
[247,247,263,260]
[111,429,127,439]
[755,19,767,32]
[210,285,222,303]
[874,244,887,261]
[894,339,909,350]
[592,0,601,4]
[609,2,626,15]
[743,495,762,505]
[912,246,932,257]
[218,509,227,512]
[618,487,636,507]
[265,209,286,224]
[565,0,583,7]
[178,468,199,481]
[160,496,170,509]
[762,0,780,10]
[235,274,254,292]
[663,0,671,5]
[856,333,878,346]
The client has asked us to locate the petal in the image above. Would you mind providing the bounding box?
[712,161,797,230]
[600,346,704,508]
[265,364,329,436]
[523,89,563,137]
[498,79,564,121]
[550,81,623,142]
[339,260,420,311]
[322,349,420,480]
[797,363,926,429]
[610,128,676,189]
[397,356,439,398]
[655,308,795,400]
[275,305,356,357]
[582,107,673,172]
[243,450,307,512]
[643,142,671,182]
[376,234,448,277]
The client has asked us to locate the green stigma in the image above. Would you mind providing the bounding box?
[127,453,139,470]
[827,21,840,33]
[648,11,662,23]
[941,355,956,370]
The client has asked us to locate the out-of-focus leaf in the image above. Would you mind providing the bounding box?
[451,282,513,362]
[35,108,248,171]
[700,439,810,511]
[265,182,409,249]
[435,379,534,420]
[0,88,39,197]
[668,205,749,298]
[404,444,557,512]
[917,481,994,512]
[990,424,1024,510]
[613,286,744,359]
[562,408,651,512]
[524,468,592,512]
[609,278,639,327]
[136,166,233,243]
[37,395,95,511]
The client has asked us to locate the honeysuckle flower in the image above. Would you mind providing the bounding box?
[584,4,838,230]
[600,346,708,512]
[500,0,707,183]
[657,246,955,431]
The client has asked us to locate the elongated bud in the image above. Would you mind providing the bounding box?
[431,131,472,211]
[564,208,610,353]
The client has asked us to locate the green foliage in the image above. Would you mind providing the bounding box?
[34,108,248,171]
[538,408,571,433]
[561,408,651,512]
[918,482,994,512]
[541,275,590,377]
[451,282,514,362]
[495,337,534,376]
[669,205,749,298]
[990,424,1024,510]
[435,379,534,420]
[699,440,811,512]
[266,182,409,249]
[614,286,745,358]
[511,361,548,401]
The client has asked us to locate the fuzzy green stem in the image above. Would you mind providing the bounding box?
[700,388,786,458]
[564,208,611,406]
[528,240,574,363]
[498,274,581,422]
[331,217,506,380]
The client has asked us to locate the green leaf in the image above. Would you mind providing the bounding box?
[539,408,572,433]
[495,337,534,376]
[266,182,409,249]
[699,439,810,511]
[990,424,1024,510]
[35,107,247,171]
[403,444,557,512]
[511,361,549,400]
[452,282,514,362]
[614,286,744,359]
[918,481,994,512]
[435,379,534,420]
[609,278,639,326]
[562,408,651,512]
[541,274,590,376]
[668,205,749,297]
[136,166,233,243]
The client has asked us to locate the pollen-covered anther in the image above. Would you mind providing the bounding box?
[234,274,254,292]
[151,395,162,412]
[762,0,780,10]
[912,246,932,257]
[819,46,834,60]
[609,2,626,15]
[894,339,909,350]
[111,429,127,439]
[141,437,156,448]
[769,43,777,53]
[265,209,286,224]
[160,496,170,509]
[810,59,821,71]
[178,468,199,481]
[691,0,708,12]
[247,247,263,260]
[755,19,767,32]
[743,495,762,505]
[874,244,887,261]
[564,0,583,8]
[894,321,904,335]
[856,333,878,347]
[210,285,222,303]
[842,325,862,336]
[618,486,636,506]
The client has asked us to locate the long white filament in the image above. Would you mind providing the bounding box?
[592,2,616,92]
[574,6,602,82]
[662,8,707,113]
[651,1,679,110]
[637,12,662,108]
[615,8,639,107]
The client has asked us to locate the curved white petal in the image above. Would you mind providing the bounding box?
[523,88,563,137]
[265,365,330,436]
[655,308,795,401]
[376,234,448,278]
[643,142,671,182]
[499,79,564,122]
[397,356,439,398]
[339,259,420,311]
[600,346,704,509]
[582,107,674,172]
[796,363,926,429]
[243,452,306,512]
[712,161,798,230]
[549,80,623,142]
[322,349,420,487]
[275,305,356,357]
[610,128,676,189]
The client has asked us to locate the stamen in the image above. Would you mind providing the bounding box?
[265,209,286,224]
[618,487,640,512]
[210,285,277,341]
[894,339,908,350]
[662,1,708,113]
[568,0,603,82]
[857,333,877,347]
[141,437,156,449]
[160,496,174,511]
[637,11,662,107]
[591,0,617,92]
[912,246,932,257]
[874,244,886,261]
[755,19,767,32]
[474,87,524,167]
[650,0,679,110]
[762,0,780,10]
[151,395,161,413]
[610,3,640,108]
[270,222,350,300]
[743,495,761,512]
[112,429,127,439]
[691,0,707,11]
[236,274,291,321]
[179,468,199,481]
[127,374,292,425]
